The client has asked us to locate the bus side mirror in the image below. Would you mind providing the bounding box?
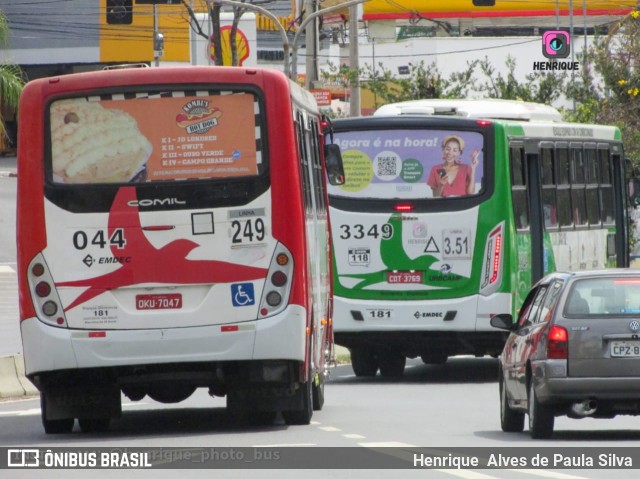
[325,143,345,186]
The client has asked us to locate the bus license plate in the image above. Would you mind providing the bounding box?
[387,271,423,284]
[610,341,640,357]
[136,294,183,310]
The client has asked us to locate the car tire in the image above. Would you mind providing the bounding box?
[528,380,554,439]
[500,377,524,432]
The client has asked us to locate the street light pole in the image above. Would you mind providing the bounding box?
[291,0,369,81]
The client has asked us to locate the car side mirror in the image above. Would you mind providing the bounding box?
[490,313,515,331]
[324,143,345,186]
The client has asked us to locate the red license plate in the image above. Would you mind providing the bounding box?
[136,294,182,310]
[387,271,423,284]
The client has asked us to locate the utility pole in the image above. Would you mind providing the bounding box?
[304,0,318,89]
[348,5,360,116]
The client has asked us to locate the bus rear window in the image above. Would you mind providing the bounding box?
[48,90,263,184]
[328,129,485,200]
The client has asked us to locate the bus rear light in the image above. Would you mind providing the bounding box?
[259,243,294,319]
[480,222,505,295]
[271,271,287,287]
[394,203,414,212]
[42,301,58,316]
[490,233,502,284]
[35,281,51,297]
[276,253,290,266]
[31,263,45,277]
[547,325,568,359]
[266,291,282,307]
[476,120,492,126]
[27,254,67,328]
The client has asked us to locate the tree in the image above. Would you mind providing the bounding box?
[0,10,25,146]
[565,10,640,166]
[181,0,274,67]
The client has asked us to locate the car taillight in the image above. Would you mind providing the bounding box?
[547,325,568,359]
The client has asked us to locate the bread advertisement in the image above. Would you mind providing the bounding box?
[50,92,258,184]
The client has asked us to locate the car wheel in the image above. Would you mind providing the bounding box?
[500,377,524,432]
[528,380,554,439]
[350,348,378,377]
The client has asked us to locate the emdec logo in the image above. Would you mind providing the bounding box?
[542,31,570,59]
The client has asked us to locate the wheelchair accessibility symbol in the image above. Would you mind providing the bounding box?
[231,283,255,307]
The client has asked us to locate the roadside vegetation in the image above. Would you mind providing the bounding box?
[321,10,640,167]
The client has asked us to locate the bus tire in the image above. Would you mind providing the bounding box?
[40,394,74,434]
[312,373,325,411]
[282,375,313,425]
[78,417,111,433]
[378,352,406,377]
[350,348,378,377]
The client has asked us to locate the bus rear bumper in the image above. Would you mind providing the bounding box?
[20,304,306,376]
[332,293,511,332]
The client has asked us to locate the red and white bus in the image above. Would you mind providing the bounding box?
[17,66,341,433]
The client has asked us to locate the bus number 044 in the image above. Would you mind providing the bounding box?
[73,229,126,250]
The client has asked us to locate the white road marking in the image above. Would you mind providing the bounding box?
[0,265,15,273]
[510,470,592,479]
[342,434,366,439]
[0,402,148,417]
[253,444,316,447]
[318,426,342,432]
[358,441,416,447]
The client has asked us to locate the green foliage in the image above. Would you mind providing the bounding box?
[0,10,26,140]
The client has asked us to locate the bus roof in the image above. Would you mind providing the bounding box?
[373,98,563,122]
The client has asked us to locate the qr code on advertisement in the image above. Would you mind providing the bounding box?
[377,156,397,177]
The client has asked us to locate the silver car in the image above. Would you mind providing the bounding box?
[491,269,640,439]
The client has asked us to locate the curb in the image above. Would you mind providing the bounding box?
[0,354,39,399]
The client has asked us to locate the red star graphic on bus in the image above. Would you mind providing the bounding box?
[57,187,267,311]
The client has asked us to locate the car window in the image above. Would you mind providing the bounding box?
[536,281,563,324]
[565,276,640,316]
[517,285,548,327]
[527,286,549,324]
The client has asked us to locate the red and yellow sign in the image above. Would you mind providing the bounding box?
[210,26,251,66]
[363,0,636,20]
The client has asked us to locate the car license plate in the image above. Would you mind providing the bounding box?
[610,340,640,357]
[136,294,182,310]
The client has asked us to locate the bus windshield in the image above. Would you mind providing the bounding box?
[49,90,262,184]
[328,128,485,200]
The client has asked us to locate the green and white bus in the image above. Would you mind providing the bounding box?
[326,99,630,377]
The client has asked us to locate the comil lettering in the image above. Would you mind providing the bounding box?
[128,198,186,207]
